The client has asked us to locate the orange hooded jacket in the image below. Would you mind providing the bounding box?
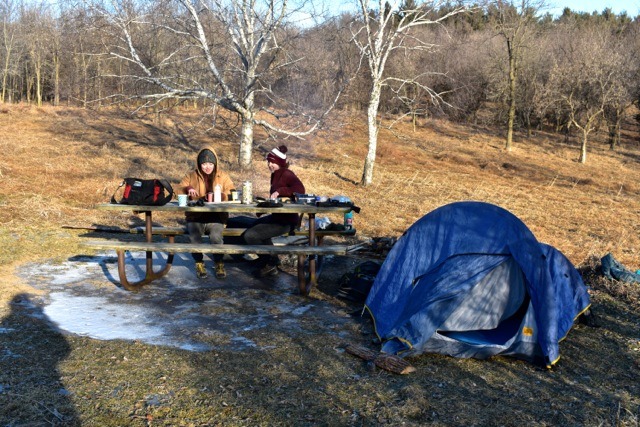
[178,145,234,223]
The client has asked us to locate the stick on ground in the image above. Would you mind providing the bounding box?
[345,344,416,375]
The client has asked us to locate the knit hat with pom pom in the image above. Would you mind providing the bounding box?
[266,145,288,167]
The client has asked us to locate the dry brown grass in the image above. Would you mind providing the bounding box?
[2,104,639,269]
[0,104,639,426]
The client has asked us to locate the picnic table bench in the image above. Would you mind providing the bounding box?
[81,202,358,295]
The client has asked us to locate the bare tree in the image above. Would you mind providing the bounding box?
[544,25,621,163]
[25,1,65,106]
[0,0,18,103]
[429,27,495,125]
[85,0,339,166]
[22,2,56,106]
[350,0,466,186]
[493,0,547,151]
[59,7,109,107]
[603,25,638,150]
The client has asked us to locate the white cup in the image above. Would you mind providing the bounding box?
[177,194,188,207]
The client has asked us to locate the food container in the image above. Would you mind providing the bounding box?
[295,194,316,205]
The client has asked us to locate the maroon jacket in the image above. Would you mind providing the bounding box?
[270,167,305,226]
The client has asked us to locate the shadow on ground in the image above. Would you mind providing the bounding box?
[0,294,80,425]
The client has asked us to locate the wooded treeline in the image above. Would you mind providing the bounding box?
[2,0,639,179]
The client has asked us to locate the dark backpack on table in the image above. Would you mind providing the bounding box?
[110,178,174,206]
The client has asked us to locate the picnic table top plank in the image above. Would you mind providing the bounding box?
[95,202,353,215]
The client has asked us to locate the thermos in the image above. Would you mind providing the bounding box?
[344,210,353,230]
[242,181,253,204]
[214,184,222,203]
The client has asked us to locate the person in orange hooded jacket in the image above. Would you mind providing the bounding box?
[179,146,234,279]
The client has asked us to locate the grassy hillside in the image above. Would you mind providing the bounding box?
[0,104,639,426]
[2,104,639,268]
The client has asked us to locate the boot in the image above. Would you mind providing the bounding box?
[195,261,208,279]
[255,263,278,278]
[215,261,227,279]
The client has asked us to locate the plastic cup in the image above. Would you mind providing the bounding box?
[178,194,188,207]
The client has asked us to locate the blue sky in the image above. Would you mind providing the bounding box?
[547,0,640,16]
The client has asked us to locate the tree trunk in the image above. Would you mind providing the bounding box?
[97,60,102,107]
[361,83,381,186]
[345,344,416,375]
[53,50,60,106]
[1,23,12,104]
[238,113,254,168]
[25,63,32,104]
[1,41,11,103]
[608,116,621,150]
[34,50,42,107]
[608,124,616,150]
[505,41,516,152]
[579,131,588,164]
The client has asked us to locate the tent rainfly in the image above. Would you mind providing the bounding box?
[365,201,591,367]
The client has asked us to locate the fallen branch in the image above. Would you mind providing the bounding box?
[345,344,416,374]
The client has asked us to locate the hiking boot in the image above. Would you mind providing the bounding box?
[215,261,227,279]
[254,263,278,278]
[195,262,208,279]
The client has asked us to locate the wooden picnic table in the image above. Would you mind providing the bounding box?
[87,201,355,295]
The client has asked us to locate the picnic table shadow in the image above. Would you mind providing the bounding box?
[72,228,191,289]
[0,294,80,426]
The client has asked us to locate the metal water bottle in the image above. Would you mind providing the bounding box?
[214,184,222,203]
[344,210,353,230]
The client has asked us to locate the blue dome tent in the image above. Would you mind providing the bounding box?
[364,201,591,367]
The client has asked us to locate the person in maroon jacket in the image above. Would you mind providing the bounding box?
[243,145,305,277]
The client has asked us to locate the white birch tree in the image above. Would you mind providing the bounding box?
[350,0,466,186]
[85,0,337,167]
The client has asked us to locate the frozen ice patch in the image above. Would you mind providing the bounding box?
[44,291,166,341]
[16,253,356,353]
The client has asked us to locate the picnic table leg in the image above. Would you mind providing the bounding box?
[114,211,174,291]
[115,249,174,291]
[297,254,306,294]
[298,214,318,296]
